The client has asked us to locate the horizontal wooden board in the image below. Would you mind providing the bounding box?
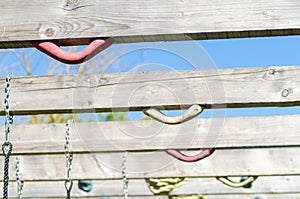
[0,66,300,115]
[1,176,300,197]
[18,196,300,199]
[17,195,300,199]
[1,0,300,48]
[204,194,300,199]
[1,148,300,181]
[21,197,166,199]
[173,176,300,195]
[2,114,300,154]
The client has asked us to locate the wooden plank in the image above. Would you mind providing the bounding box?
[1,0,300,48]
[24,197,167,199]
[17,195,300,199]
[173,176,300,195]
[0,66,300,115]
[3,114,300,154]
[2,148,300,181]
[22,195,166,199]
[204,194,300,199]
[18,196,300,199]
[2,176,300,197]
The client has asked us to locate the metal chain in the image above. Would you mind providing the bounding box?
[2,73,13,199]
[122,152,128,199]
[2,143,12,199]
[65,119,73,199]
[4,73,13,143]
[16,156,24,199]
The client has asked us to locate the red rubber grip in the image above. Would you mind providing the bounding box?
[32,39,110,64]
[166,149,215,162]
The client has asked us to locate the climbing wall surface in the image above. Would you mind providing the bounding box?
[1,0,300,48]
[1,0,300,198]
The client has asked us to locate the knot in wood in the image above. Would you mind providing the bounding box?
[269,68,276,75]
[44,28,55,37]
[64,0,81,11]
[65,0,80,6]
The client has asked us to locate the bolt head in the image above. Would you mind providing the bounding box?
[282,89,290,97]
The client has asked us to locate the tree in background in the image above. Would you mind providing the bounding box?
[0,46,193,198]
[0,46,130,123]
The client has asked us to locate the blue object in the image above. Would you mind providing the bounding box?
[240,176,252,188]
[78,180,93,192]
[254,196,264,199]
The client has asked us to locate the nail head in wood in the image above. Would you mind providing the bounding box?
[282,89,290,97]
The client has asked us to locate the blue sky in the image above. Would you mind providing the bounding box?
[201,36,300,68]
[1,35,300,121]
[200,36,300,117]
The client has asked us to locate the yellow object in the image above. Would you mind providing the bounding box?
[145,178,186,195]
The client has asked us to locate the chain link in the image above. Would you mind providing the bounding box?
[2,142,12,199]
[122,152,128,199]
[4,73,13,143]
[16,156,24,199]
[65,119,73,199]
[2,73,13,199]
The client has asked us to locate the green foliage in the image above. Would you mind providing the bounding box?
[27,114,82,124]
[99,112,128,122]
[27,112,130,124]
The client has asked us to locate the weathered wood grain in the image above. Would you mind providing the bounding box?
[17,195,300,199]
[21,197,167,199]
[0,66,300,115]
[2,114,300,154]
[1,176,300,197]
[1,0,300,48]
[173,176,300,195]
[19,196,300,199]
[204,194,300,199]
[1,148,300,181]
[25,198,166,199]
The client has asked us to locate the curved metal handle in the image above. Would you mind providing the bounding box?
[216,176,258,188]
[143,104,203,125]
[32,39,111,64]
[166,148,215,162]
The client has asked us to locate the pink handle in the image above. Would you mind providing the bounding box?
[166,149,215,162]
[32,39,111,64]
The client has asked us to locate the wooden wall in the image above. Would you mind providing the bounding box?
[0,68,299,198]
[1,1,300,198]
[1,0,300,48]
